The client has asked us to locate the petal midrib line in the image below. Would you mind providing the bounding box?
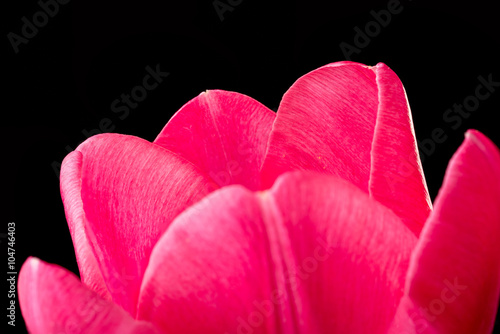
[257,191,304,334]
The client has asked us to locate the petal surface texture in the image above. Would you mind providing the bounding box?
[137,171,417,333]
[60,150,110,300]
[154,90,276,190]
[261,61,431,235]
[389,130,500,334]
[18,257,159,334]
[72,133,217,315]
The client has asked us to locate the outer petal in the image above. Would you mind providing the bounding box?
[74,133,218,315]
[369,63,432,235]
[154,90,275,190]
[261,61,431,235]
[389,130,500,334]
[261,61,377,191]
[136,185,279,333]
[136,171,417,334]
[267,172,417,333]
[18,257,159,334]
[60,150,110,300]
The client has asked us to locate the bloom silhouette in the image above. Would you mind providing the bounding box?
[19,62,500,333]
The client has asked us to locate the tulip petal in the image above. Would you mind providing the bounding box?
[154,90,275,190]
[261,61,377,190]
[389,130,500,334]
[261,61,431,234]
[60,150,110,300]
[268,172,417,333]
[75,133,217,315]
[19,257,159,334]
[369,63,432,235]
[137,185,280,333]
[137,171,416,334]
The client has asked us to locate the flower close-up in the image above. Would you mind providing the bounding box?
[18,61,500,333]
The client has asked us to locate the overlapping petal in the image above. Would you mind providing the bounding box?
[136,171,417,333]
[18,257,159,334]
[261,61,431,235]
[369,63,432,235]
[20,60,500,334]
[60,150,110,300]
[63,133,218,315]
[268,172,417,333]
[137,185,277,333]
[154,90,275,190]
[389,130,500,333]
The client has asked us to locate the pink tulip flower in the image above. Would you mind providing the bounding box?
[19,61,500,333]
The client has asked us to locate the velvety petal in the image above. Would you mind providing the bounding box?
[136,185,280,333]
[261,61,431,235]
[18,257,159,334]
[261,61,378,190]
[75,133,218,316]
[369,63,432,235]
[154,90,275,190]
[60,150,110,300]
[268,172,417,333]
[136,171,417,333]
[389,130,500,334]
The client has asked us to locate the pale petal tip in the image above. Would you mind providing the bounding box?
[375,62,389,69]
[22,256,41,273]
[464,129,500,174]
[464,129,499,154]
[465,128,480,139]
[29,257,41,270]
[199,89,224,96]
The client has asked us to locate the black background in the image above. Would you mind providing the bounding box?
[3,0,500,332]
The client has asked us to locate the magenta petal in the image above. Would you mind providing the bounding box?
[389,130,500,334]
[60,150,110,300]
[136,171,416,333]
[261,61,431,234]
[261,61,378,191]
[369,63,432,235]
[268,172,417,333]
[154,90,275,190]
[74,133,217,315]
[19,257,159,334]
[137,185,280,333]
